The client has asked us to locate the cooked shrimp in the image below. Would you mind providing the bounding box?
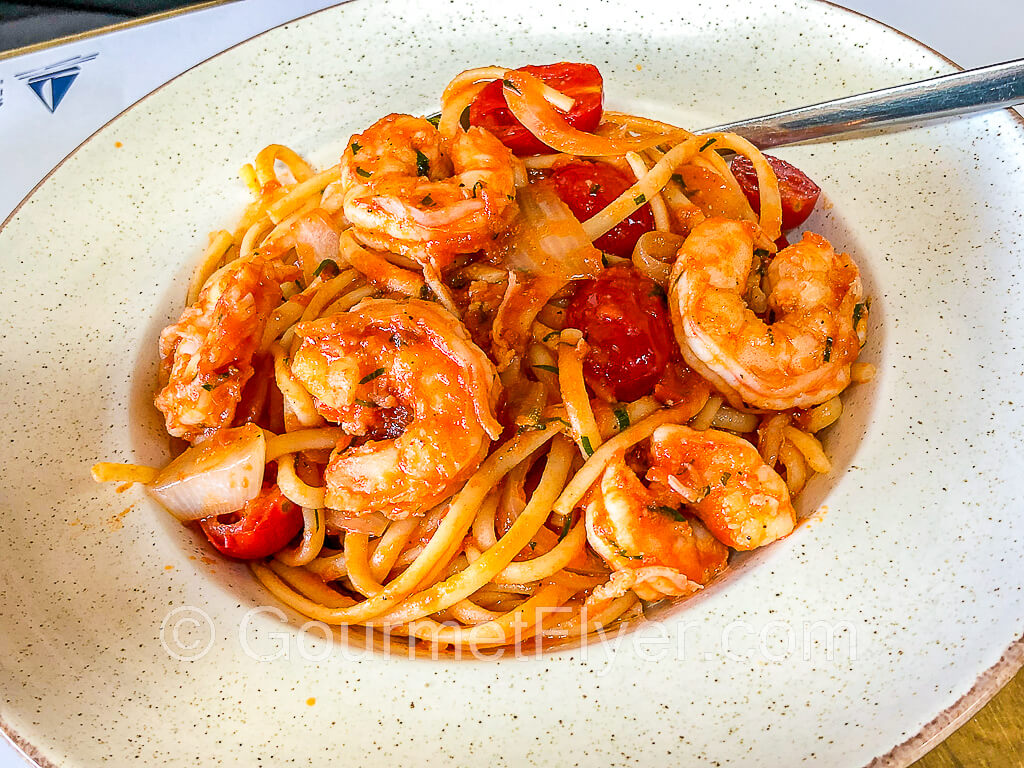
[670,218,862,410]
[646,424,795,551]
[289,298,502,519]
[340,114,522,274]
[155,252,298,441]
[585,453,729,601]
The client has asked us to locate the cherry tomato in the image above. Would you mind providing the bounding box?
[565,266,673,401]
[468,62,603,155]
[730,154,821,230]
[547,160,654,257]
[200,484,303,560]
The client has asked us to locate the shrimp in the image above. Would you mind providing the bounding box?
[669,217,863,410]
[339,114,522,275]
[155,252,298,442]
[586,454,730,602]
[289,298,502,519]
[645,424,795,551]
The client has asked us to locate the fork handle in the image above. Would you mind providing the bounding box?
[700,58,1024,149]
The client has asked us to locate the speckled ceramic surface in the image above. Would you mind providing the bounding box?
[1,1,1023,765]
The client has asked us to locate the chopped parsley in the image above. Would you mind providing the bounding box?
[823,335,834,362]
[699,137,717,152]
[853,301,868,326]
[753,248,770,260]
[359,368,385,384]
[615,546,644,561]
[601,253,610,268]
[541,416,572,429]
[312,258,338,278]
[670,173,685,186]
[415,149,430,177]
[633,193,647,205]
[420,194,434,206]
[472,180,485,198]
[501,78,521,94]
[201,383,215,391]
[516,422,546,435]
[613,406,630,431]
[426,113,441,127]
[355,167,372,178]
[543,330,560,342]
[350,140,362,154]
[354,398,376,407]
[580,435,595,457]
[766,327,775,346]
[588,183,602,196]
[654,504,686,522]
[558,515,572,542]
[720,471,732,486]
[534,364,559,374]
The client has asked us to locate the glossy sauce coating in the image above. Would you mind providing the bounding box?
[547,159,654,257]
[565,265,674,401]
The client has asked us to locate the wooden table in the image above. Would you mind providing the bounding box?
[913,668,1024,767]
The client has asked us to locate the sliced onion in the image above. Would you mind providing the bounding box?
[292,209,340,276]
[325,509,391,537]
[491,184,602,369]
[148,423,266,521]
[502,70,686,157]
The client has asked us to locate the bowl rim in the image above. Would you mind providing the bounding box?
[1,1,1022,766]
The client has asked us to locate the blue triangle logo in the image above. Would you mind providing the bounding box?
[27,69,79,113]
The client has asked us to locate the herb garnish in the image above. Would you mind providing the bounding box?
[415,149,430,177]
[580,435,595,457]
[312,258,337,279]
[654,504,686,522]
[613,407,630,431]
[558,515,572,542]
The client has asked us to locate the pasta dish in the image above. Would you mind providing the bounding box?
[93,62,872,650]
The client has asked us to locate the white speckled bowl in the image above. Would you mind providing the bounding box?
[2,1,1022,765]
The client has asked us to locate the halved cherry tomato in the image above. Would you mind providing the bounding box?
[565,265,673,401]
[200,484,303,560]
[730,154,821,230]
[547,160,654,257]
[468,62,603,155]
